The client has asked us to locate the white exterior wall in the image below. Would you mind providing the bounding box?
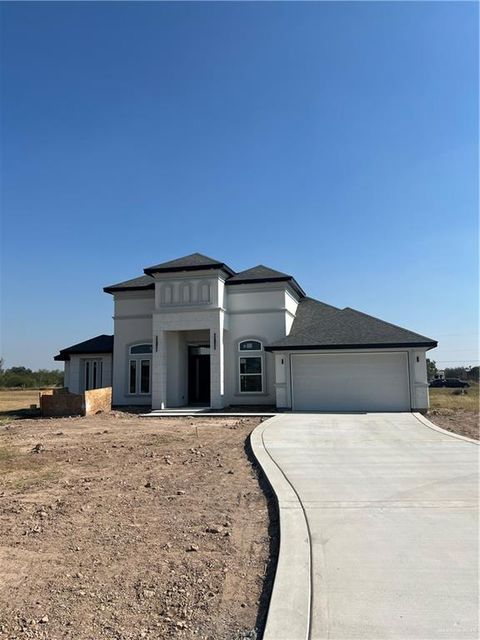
[112,291,154,405]
[222,284,301,406]
[102,354,113,392]
[274,347,430,410]
[68,355,81,393]
[63,360,70,389]
[285,290,299,334]
[409,349,430,410]
[66,353,112,394]
[110,275,301,409]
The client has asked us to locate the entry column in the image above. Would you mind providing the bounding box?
[209,314,225,409]
[151,328,167,409]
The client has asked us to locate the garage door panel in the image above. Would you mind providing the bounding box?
[291,352,410,412]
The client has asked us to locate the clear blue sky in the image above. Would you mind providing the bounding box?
[1,1,478,370]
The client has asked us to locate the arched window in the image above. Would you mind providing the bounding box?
[239,340,262,352]
[128,344,152,394]
[238,340,263,393]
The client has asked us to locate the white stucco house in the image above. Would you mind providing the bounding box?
[55,253,437,412]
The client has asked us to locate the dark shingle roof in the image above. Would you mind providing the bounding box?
[266,297,437,350]
[144,253,235,276]
[104,274,154,294]
[54,335,114,361]
[226,265,306,297]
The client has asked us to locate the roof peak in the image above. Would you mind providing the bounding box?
[144,252,235,276]
[226,264,305,297]
[230,264,292,279]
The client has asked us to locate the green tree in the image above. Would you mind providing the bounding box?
[426,359,437,380]
[0,366,63,389]
[467,366,479,382]
[444,367,469,380]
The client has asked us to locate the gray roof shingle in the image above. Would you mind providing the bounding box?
[227,265,292,282]
[104,274,154,294]
[226,264,306,297]
[55,334,114,361]
[266,297,437,350]
[144,252,235,276]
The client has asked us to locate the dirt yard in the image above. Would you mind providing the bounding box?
[0,413,277,640]
[427,384,479,440]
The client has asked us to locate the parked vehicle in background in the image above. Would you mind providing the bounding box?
[444,378,470,388]
[429,378,470,388]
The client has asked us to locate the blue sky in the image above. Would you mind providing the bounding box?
[1,1,478,370]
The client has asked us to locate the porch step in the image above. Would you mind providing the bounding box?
[140,409,277,418]
[146,406,210,414]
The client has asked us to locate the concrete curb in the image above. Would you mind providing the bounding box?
[250,416,311,640]
[413,412,479,445]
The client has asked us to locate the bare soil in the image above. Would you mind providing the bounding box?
[0,413,277,640]
[426,408,479,440]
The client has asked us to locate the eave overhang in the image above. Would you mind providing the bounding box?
[265,341,438,352]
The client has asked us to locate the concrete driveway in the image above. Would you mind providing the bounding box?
[253,413,479,640]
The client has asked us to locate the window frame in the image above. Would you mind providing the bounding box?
[238,340,264,394]
[127,343,152,395]
[84,359,103,391]
[239,339,263,352]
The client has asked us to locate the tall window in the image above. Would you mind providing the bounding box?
[129,344,152,394]
[85,359,103,391]
[239,340,263,393]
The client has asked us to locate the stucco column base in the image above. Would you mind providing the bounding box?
[151,329,167,410]
[209,321,225,409]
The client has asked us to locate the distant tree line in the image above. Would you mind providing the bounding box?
[427,359,479,382]
[0,360,63,388]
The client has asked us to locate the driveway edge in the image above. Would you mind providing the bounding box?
[413,412,479,445]
[250,417,311,640]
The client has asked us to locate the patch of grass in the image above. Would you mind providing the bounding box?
[0,443,26,475]
[0,445,14,464]
[429,383,479,412]
[10,468,59,491]
[0,389,42,411]
[0,443,59,490]
[0,389,42,424]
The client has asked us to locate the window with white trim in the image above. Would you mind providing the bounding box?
[239,340,263,393]
[84,359,103,391]
[128,344,152,394]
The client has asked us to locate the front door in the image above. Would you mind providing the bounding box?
[188,346,210,405]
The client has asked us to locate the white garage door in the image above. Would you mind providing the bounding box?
[291,352,410,411]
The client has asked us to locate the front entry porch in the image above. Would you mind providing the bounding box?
[151,317,225,409]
